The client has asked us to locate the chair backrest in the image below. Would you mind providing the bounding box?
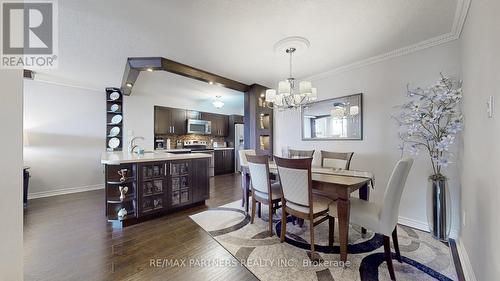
[289,149,315,158]
[321,151,354,170]
[379,157,414,235]
[238,149,256,167]
[246,154,271,195]
[274,156,313,212]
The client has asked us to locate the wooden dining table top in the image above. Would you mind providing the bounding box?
[243,162,373,187]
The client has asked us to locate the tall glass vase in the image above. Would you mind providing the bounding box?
[426,176,451,242]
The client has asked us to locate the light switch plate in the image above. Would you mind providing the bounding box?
[487,96,494,118]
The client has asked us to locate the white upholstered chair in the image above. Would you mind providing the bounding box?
[320,151,354,170]
[288,149,315,158]
[238,149,256,168]
[274,156,335,259]
[239,149,256,209]
[247,155,282,236]
[330,157,413,280]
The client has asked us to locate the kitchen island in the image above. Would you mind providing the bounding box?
[101,151,211,227]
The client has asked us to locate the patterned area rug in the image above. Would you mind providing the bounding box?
[190,200,457,281]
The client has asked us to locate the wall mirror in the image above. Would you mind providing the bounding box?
[301,93,363,140]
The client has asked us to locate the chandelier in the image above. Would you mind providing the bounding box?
[265,47,317,109]
[212,96,224,108]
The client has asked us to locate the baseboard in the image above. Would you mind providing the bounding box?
[397,216,430,232]
[28,184,104,199]
[456,238,477,281]
[397,216,459,238]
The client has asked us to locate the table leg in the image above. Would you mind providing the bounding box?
[337,198,350,262]
[359,183,370,235]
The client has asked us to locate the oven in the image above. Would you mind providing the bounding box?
[187,119,211,135]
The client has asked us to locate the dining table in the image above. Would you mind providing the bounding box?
[240,162,374,262]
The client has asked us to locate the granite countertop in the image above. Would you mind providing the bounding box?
[101,151,211,165]
[155,148,191,152]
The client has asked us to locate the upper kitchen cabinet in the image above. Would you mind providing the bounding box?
[200,112,228,137]
[186,110,201,120]
[171,108,187,135]
[154,106,186,135]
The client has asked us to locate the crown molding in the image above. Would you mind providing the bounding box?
[305,0,471,82]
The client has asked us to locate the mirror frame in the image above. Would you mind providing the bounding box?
[301,93,363,141]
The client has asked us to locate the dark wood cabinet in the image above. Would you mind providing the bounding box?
[154,106,186,135]
[214,149,234,175]
[171,108,186,135]
[201,112,229,137]
[186,110,201,120]
[192,158,210,202]
[104,157,210,228]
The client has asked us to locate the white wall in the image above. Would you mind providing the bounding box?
[459,0,500,280]
[0,70,24,281]
[274,41,461,234]
[24,80,106,196]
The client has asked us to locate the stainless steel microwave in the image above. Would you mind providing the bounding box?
[187,119,211,135]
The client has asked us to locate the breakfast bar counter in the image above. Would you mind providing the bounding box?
[101,151,211,165]
[101,151,211,227]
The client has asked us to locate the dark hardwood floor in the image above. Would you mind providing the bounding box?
[24,173,258,281]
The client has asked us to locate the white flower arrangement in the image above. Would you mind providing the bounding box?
[394,74,463,180]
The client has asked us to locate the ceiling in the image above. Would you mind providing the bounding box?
[35,0,465,92]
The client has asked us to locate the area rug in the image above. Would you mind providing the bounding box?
[189,200,457,281]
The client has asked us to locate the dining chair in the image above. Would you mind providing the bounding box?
[239,149,256,208]
[274,156,335,259]
[320,151,354,170]
[330,157,413,280]
[246,155,282,236]
[288,149,315,158]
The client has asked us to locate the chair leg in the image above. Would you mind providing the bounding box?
[268,202,273,236]
[280,206,286,242]
[309,216,316,259]
[257,202,261,218]
[383,235,396,281]
[392,226,402,263]
[250,197,256,224]
[328,216,335,246]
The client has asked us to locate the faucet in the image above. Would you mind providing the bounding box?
[130,136,145,153]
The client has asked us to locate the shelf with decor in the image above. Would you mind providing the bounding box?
[106,87,124,151]
[104,163,138,225]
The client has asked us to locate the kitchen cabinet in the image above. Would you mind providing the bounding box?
[214,149,234,175]
[191,158,210,202]
[154,106,186,135]
[104,157,210,228]
[201,112,229,137]
[186,110,201,120]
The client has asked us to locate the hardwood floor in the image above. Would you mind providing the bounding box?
[24,173,258,281]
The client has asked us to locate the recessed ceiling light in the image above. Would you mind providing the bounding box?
[146,68,153,72]
[126,83,133,88]
[208,81,214,85]
[260,93,265,98]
